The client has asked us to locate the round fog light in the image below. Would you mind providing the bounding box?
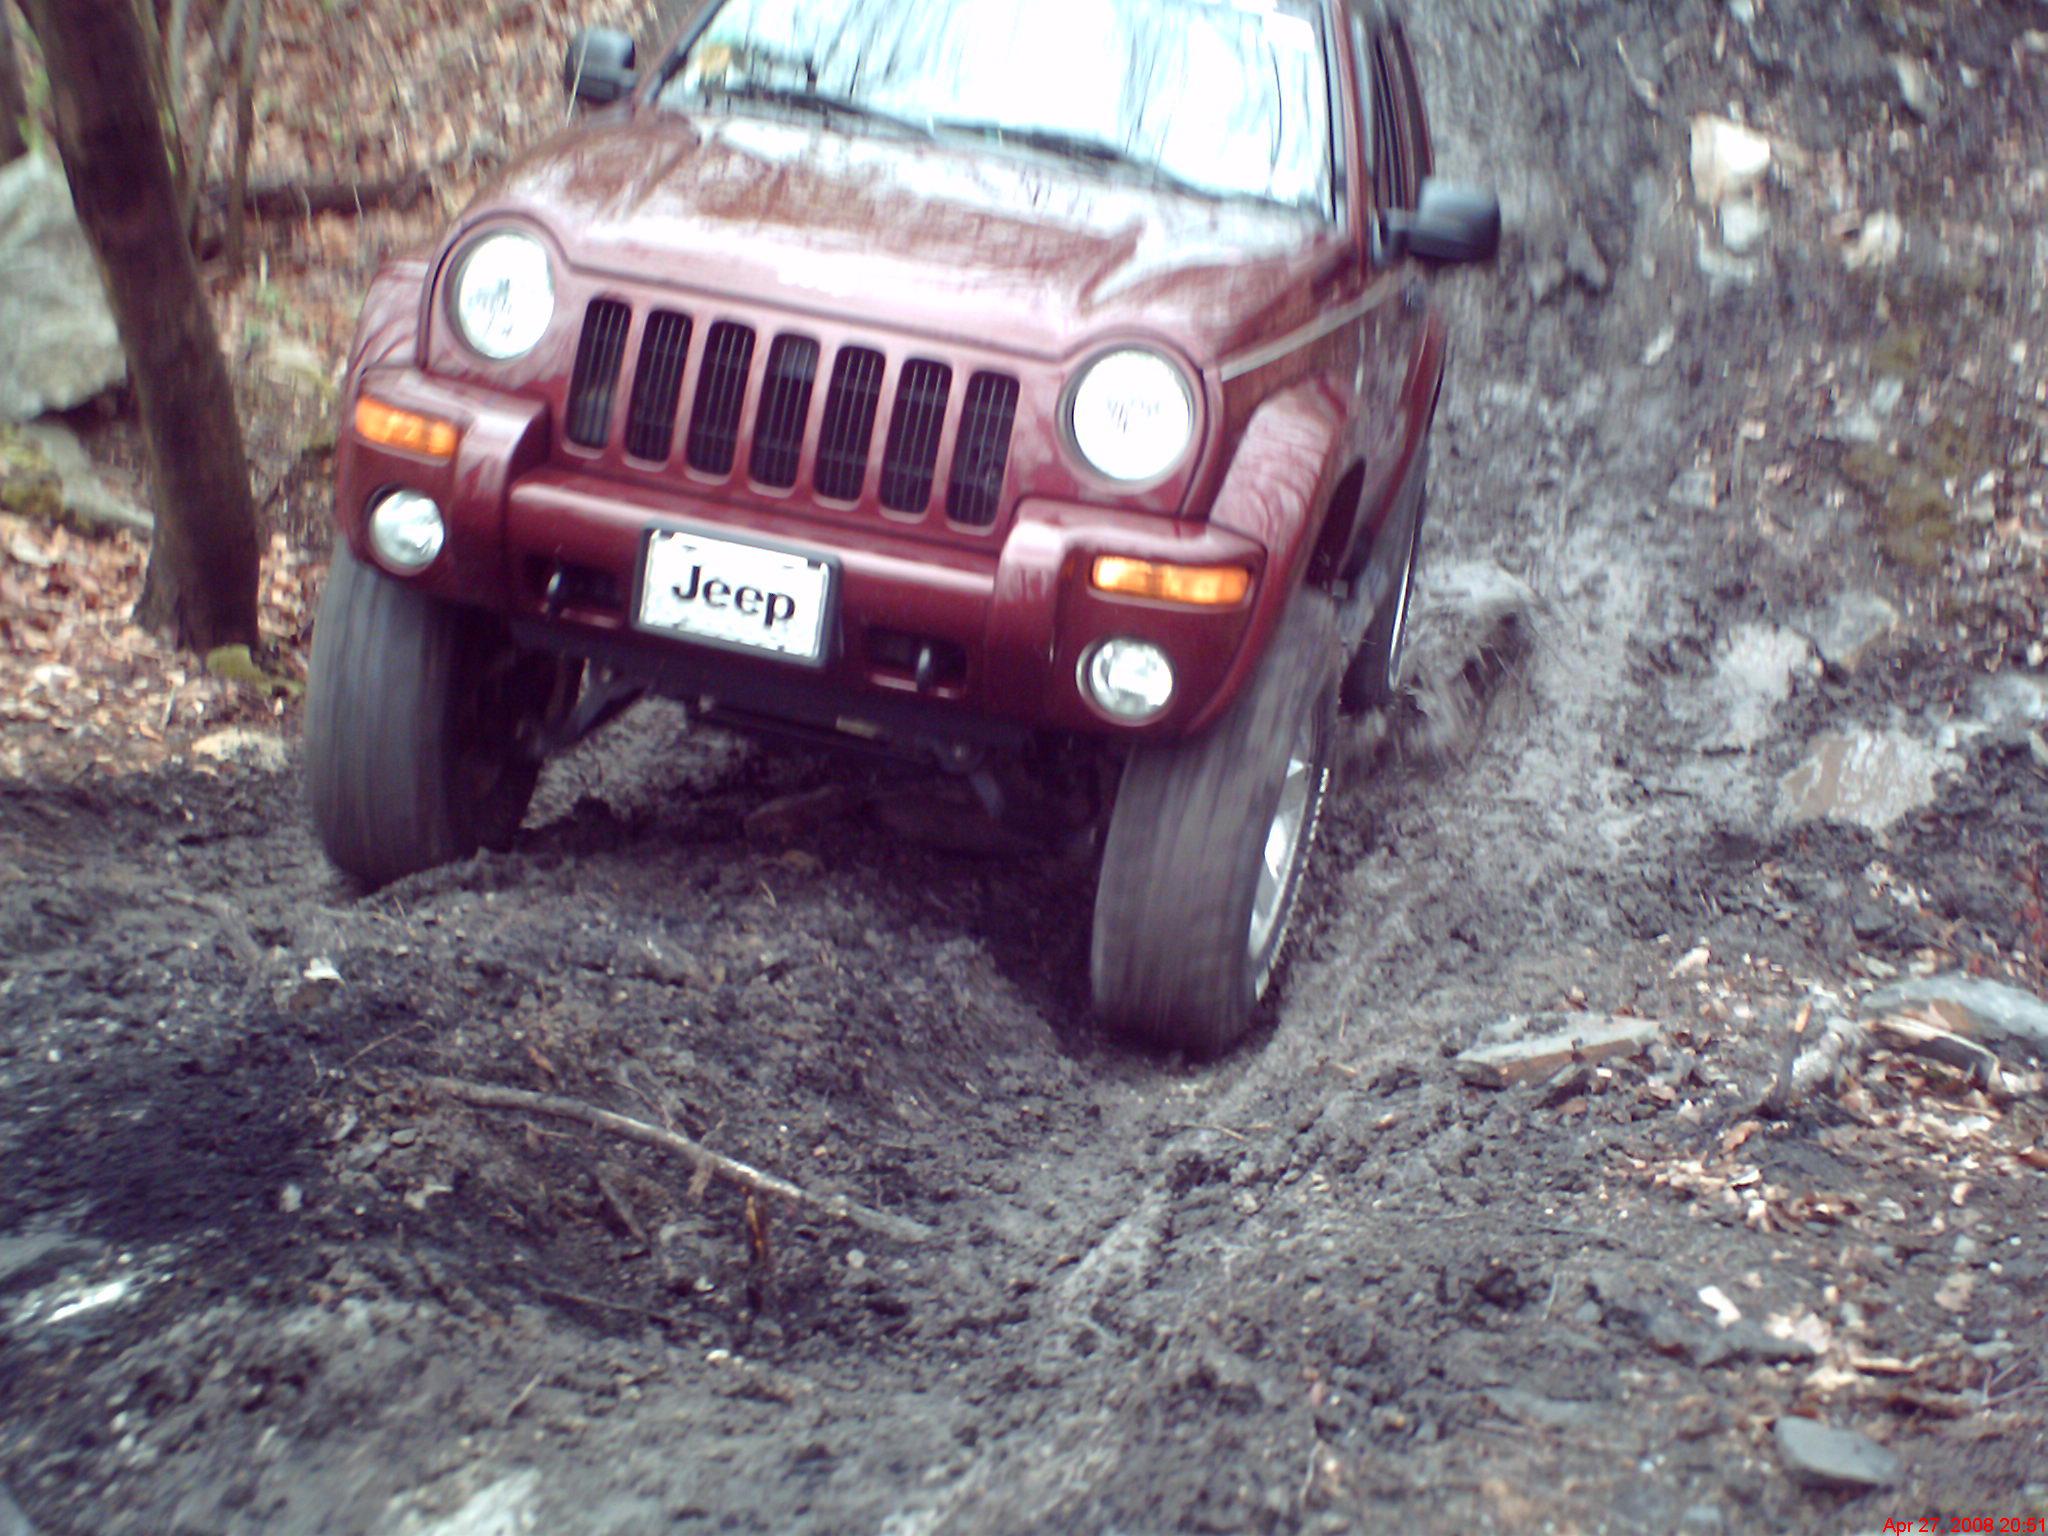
[367,490,445,572]
[1084,638,1175,722]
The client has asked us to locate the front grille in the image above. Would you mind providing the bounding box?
[749,335,820,489]
[559,299,1019,528]
[686,321,756,475]
[878,359,952,513]
[946,372,1020,527]
[623,309,692,461]
[564,298,632,447]
[815,347,885,501]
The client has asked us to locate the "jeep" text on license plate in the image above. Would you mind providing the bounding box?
[637,529,832,664]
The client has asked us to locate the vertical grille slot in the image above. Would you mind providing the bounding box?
[945,372,1019,527]
[748,334,820,489]
[877,359,953,513]
[623,310,693,461]
[564,298,632,448]
[813,346,885,501]
[684,321,756,475]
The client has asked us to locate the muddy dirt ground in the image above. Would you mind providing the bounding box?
[5,2,2048,1533]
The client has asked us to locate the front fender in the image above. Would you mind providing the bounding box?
[1186,377,1351,731]
[344,258,429,397]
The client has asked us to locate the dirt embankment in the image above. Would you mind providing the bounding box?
[4,2,2047,1533]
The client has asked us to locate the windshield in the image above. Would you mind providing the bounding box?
[658,0,1334,216]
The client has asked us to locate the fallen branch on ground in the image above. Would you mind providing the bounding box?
[1762,1013,1864,1117]
[423,1076,936,1245]
[1763,1009,2041,1116]
[203,167,439,221]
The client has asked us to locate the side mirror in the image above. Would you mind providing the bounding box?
[565,27,637,108]
[1383,178,1501,265]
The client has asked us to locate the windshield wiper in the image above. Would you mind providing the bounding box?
[705,80,937,142]
[930,119,1218,201]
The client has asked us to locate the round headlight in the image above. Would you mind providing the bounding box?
[1083,638,1176,722]
[368,489,445,572]
[1068,349,1195,484]
[451,232,554,360]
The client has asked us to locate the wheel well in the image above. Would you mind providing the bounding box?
[1308,461,1368,586]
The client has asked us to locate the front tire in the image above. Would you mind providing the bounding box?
[306,544,554,886]
[1090,591,1339,1057]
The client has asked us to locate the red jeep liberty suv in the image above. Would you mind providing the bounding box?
[305,0,1499,1056]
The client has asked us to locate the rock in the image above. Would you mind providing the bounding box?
[258,336,335,396]
[1844,213,1903,270]
[1778,729,1959,832]
[1667,467,1716,512]
[1860,974,2048,1058]
[1453,1016,1662,1089]
[399,1471,540,1536]
[1564,223,1610,292]
[59,476,152,535]
[1867,1015,2003,1089]
[1795,591,1900,671]
[1484,1387,1604,1430]
[191,728,290,773]
[287,955,343,1012]
[1890,54,1941,122]
[0,1232,107,1294]
[1718,199,1768,255]
[1526,254,1567,306]
[742,784,850,843]
[0,156,128,422]
[1,423,152,535]
[15,420,89,480]
[1773,1417,1899,1491]
[624,935,694,987]
[1689,115,1771,207]
[1970,672,2048,737]
[0,430,62,522]
[0,1481,36,1536]
[1696,229,1758,288]
[1708,624,1817,750]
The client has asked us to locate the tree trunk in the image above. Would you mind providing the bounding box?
[224,0,258,273]
[0,5,29,166]
[20,0,259,653]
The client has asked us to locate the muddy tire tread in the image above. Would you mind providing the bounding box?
[1091,591,1338,1057]
[306,545,473,886]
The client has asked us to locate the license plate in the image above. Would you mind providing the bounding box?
[637,528,833,665]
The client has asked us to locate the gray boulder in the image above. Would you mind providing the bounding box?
[1861,973,2048,1058]
[1773,1416,1900,1491]
[0,154,127,422]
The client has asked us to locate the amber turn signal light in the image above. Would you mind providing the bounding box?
[1090,555,1252,607]
[354,398,459,461]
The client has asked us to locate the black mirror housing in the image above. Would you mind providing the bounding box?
[1384,178,1501,266]
[565,27,637,108]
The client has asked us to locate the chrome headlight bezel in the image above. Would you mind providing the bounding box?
[1063,347,1198,487]
[447,230,556,362]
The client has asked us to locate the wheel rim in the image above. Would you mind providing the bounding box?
[1382,527,1418,694]
[1247,710,1320,975]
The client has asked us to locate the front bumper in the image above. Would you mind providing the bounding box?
[336,367,1270,743]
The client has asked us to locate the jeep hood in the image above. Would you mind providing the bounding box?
[463,112,1342,366]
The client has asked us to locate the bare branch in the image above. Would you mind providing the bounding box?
[423,1076,937,1245]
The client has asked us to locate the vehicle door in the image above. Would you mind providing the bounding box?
[1346,2,1434,583]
